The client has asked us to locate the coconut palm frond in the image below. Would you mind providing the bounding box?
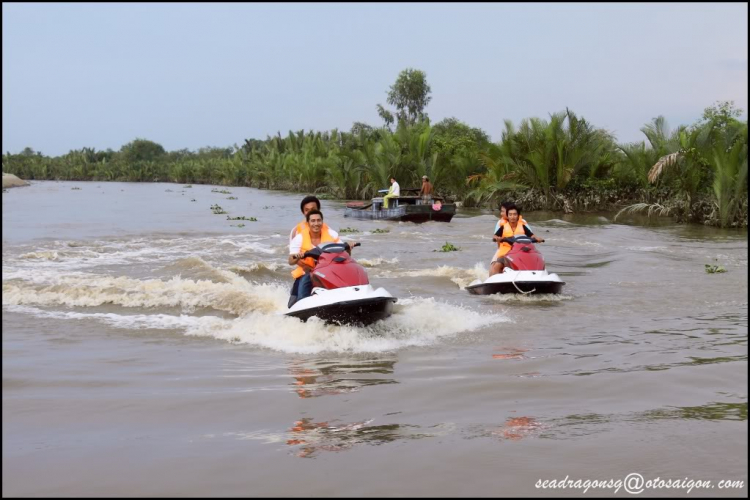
[647,152,681,183]
[614,202,672,221]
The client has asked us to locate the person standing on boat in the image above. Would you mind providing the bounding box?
[420,175,433,204]
[490,204,543,276]
[383,176,400,209]
[288,210,341,305]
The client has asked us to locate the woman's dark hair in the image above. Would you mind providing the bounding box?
[300,195,321,213]
[305,209,324,222]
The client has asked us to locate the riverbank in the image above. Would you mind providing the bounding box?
[2,173,29,189]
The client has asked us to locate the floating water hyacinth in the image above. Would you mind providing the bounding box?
[705,264,727,274]
[436,242,460,252]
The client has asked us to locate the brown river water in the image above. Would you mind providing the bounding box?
[2,181,747,497]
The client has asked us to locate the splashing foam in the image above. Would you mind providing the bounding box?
[20,251,61,261]
[186,296,511,353]
[4,289,511,354]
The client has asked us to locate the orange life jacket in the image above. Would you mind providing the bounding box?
[494,216,528,249]
[291,224,338,278]
[494,221,528,260]
[290,221,308,242]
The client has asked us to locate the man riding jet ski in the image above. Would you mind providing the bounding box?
[285,210,396,325]
[466,204,564,295]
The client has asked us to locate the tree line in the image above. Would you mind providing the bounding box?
[3,69,747,227]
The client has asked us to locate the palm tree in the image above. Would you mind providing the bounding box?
[711,126,748,227]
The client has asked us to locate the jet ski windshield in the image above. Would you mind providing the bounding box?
[320,242,348,253]
[303,242,360,260]
[506,236,534,244]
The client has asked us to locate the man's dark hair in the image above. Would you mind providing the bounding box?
[305,209,324,222]
[500,201,514,211]
[300,195,321,214]
[506,203,520,215]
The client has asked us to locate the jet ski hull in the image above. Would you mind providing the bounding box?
[284,285,397,326]
[286,296,396,325]
[466,280,564,295]
[466,270,565,295]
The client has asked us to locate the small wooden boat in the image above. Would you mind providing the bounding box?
[344,189,456,223]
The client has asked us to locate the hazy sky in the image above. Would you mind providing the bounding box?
[3,2,748,156]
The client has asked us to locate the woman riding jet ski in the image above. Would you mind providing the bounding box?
[466,204,564,295]
[285,210,396,325]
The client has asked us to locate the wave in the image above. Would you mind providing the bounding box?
[3,294,510,355]
[377,263,489,289]
[2,267,287,315]
[487,293,574,303]
[357,257,399,268]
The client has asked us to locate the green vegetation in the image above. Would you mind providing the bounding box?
[339,227,360,233]
[227,196,237,200]
[2,70,746,228]
[436,241,460,252]
[227,215,257,221]
[210,204,227,214]
[371,228,390,234]
[705,264,727,274]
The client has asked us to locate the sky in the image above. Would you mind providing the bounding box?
[2,2,748,156]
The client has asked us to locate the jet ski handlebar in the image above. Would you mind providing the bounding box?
[302,242,361,259]
[500,236,537,245]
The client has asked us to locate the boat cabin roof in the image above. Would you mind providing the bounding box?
[373,188,448,203]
